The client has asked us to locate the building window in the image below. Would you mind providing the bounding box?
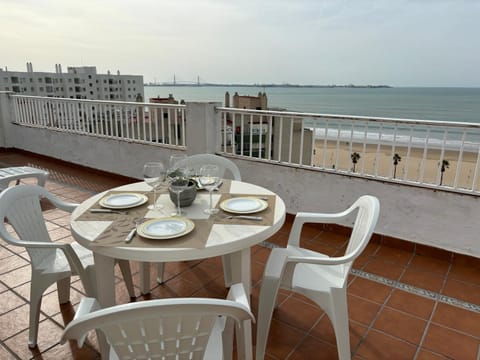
[88,75,92,79]
[127,80,131,84]
[39,87,44,91]
[31,87,34,91]
[38,78,43,83]
[133,80,136,84]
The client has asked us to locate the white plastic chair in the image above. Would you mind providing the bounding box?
[61,283,254,360]
[0,166,49,191]
[0,185,135,348]
[141,153,242,293]
[255,195,380,360]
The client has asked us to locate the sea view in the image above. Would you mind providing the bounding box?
[145,86,480,124]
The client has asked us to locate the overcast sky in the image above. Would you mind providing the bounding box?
[1,0,479,87]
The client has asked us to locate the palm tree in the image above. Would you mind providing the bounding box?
[351,152,360,172]
[440,159,450,185]
[393,153,402,179]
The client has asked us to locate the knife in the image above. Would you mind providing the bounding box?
[125,227,137,243]
[90,208,127,214]
[228,215,263,221]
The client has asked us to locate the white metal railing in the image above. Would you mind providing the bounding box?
[218,107,480,195]
[11,95,187,147]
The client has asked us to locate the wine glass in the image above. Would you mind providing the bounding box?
[168,154,188,177]
[168,167,190,216]
[143,162,165,210]
[199,164,222,215]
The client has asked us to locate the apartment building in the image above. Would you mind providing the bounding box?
[0,62,144,101]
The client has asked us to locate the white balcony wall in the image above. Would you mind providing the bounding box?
[1,92,479,258]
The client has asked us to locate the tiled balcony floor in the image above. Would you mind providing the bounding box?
[0,151,479,359]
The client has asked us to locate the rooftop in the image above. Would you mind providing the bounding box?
[0,150,479,359]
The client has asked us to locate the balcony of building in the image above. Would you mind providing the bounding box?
[0,92,479,359]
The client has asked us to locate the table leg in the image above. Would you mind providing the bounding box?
[92,253,115,358]
[228,248,251,298]
[140,262,151,295]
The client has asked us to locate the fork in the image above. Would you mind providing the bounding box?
[125,218,146,243]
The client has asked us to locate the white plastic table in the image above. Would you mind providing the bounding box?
[70,180,286,307]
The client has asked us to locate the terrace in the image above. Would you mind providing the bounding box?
[0,92,479,359]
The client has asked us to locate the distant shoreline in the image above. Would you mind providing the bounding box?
[144,83,392,89]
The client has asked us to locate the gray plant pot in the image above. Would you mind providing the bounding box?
[169,180,197,207]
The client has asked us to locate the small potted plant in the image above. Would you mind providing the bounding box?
[167,170,198,207]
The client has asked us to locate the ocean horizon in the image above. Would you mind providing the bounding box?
[144,86,480,124]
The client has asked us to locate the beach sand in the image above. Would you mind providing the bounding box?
[313,140,479,190]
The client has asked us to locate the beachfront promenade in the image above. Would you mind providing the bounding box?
[315,141,477,189]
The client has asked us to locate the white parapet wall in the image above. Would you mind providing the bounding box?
[1,95,479,258]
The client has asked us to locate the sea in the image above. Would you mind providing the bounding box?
[144,86,480,124]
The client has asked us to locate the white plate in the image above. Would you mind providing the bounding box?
[220,197,268,214]
[99,193,148,209]
[137,217,195,240]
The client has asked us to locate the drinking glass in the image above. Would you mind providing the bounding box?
[199,164,222,215]
[143,162,165,210]
[168,154,188,178]
[169,167,190,216]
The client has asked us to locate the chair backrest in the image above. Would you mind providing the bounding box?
[0,185,76,268]
[344,195,380,261]
[179,154,242,180]
[62,297,254,359]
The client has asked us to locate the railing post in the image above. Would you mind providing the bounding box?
[185,102,221,155]
[0,91,15,148]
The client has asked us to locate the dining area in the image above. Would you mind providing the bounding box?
[1,150,477,360]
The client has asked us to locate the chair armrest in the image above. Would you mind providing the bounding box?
[226,283,252,315]
[288,209,356,247]
[61,297,101,346]
[286,253,356,266]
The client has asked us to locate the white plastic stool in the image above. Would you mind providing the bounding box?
[0,166,49,191]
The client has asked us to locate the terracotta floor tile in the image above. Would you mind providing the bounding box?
[441,278,480,305]
[362,257,406,281]
[408,254,451,277]
[263,319,305,359]
[448,256,480,286]
[273,295,324,332]
[348,277,393,304]
[288,335,340,359]
[302,240,338,257]
[415,244,452,261]
[0,304,33,340]
[0,246,14,260]
[35,341,99,360]
[422,323,480,359]
[299,223,324,242]
[374,245,413,267]
[310,316,368,352]
[311,230,350,249]
[386,289,435,320]
[0,255,29,275]
[347,294,382,326]
[0,345,16,360]
[400,268,446,293]
[356,329,417,360]
[372,307,427,345]
[0,265,32,288]
[0,290,27,315]
[416,349,451,359]
[5,318,67,359]
[431,302,480,338]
